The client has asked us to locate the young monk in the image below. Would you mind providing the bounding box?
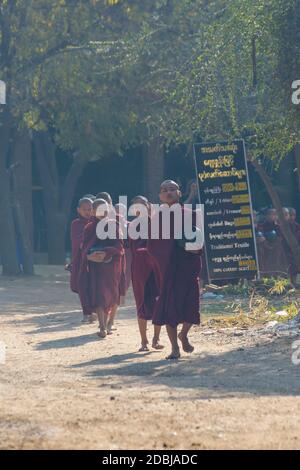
[147,180,202,360]
[93,192,123,331]
[69,197,92,321]
[78,198,124,337]
[115,203,132,303]
[129,196,163,352]
[258,208,281,239]
[286,208,300,284]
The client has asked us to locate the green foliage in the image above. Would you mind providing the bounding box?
[1,0,299,162]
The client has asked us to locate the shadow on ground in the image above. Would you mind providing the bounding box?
[70,336,300,398]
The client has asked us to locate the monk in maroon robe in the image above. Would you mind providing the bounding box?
[69,197,92,295]
[147,180,202,360]
[129,196,163,352]
[286,208,300,283]
[94,192,122,332]
[257,208,282,237]
[257,208,289,276]
[78,199,124,338]
[289,208,300,241]
[115,204,132,301]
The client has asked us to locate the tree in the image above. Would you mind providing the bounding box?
[146,0,300,271]
[0,0,160,269]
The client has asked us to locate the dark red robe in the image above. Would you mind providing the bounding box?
[115,214,131,297]
[129,220,159,320]
[70,216,90,293]
[78,216,124,315]
[286,221,300,277]
[147,207,202,328]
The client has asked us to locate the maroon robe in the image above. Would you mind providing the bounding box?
[286,221,300,277]
[147,207,202,328]
[116,214,131,297]
[70,216,90,293]
[129,219,159,320]
[78,216,124,315]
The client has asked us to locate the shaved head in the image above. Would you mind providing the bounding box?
[160,180,180,190]
[93,198,108,210]
[96,192,112,205]
[131,195,149,206]
[82,194,96,201]
[78,197,93,207]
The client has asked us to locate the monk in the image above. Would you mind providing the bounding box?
[115,203,132,303]
[147,180,202,360]
[69,197,92,321]
[257,208,281,238]
[94,192,120,331]
[286,208,300,284]
[289,208,300,240]
[78,198,124,338]
[129,196,163,352]
[96,192,114,216]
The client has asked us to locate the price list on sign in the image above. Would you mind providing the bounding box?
[193,139,259,281]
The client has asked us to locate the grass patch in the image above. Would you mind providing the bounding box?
[201,277,300,328]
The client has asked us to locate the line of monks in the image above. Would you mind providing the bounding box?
[68,180,202,360]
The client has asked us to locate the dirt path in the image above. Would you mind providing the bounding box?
[0,266,300,450]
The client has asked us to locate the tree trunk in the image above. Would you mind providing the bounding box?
[33,131,86,265]
[143,137,165,203]
[250,157,300,271]
[0,109,21,276]
[10,129,34,275]
[46,210,68,265]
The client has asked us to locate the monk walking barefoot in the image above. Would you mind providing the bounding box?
[68,197,92,322]
[147,180,203,360]
[78,199,124,338]
[129,196,164,353]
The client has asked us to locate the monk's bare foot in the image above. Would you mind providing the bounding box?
[138,343,149,352]
[81,315,90,323]
[106,319,115,334]
[97,329,107,338]
[166,348,180,360]
[178,332,194,353]
[152,338,164,350]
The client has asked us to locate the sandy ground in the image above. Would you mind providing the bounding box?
[0,266,300,450]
